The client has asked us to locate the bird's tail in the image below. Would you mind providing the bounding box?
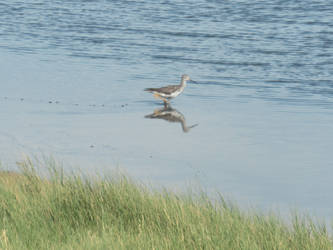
[144,88,156,92]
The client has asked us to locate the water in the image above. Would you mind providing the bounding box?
[1,0,333,218]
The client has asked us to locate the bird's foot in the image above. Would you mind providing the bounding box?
[163,100,170,107]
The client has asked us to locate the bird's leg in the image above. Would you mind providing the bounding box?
[153,93,160,100]
[163,102,169,108]
[154,93,169,104]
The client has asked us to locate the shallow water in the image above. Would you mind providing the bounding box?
[1,0,333,218]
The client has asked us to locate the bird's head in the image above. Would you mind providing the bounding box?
[181,74,191,82]
[182,74,197,84]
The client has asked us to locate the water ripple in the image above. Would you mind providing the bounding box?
[0,0,332,106]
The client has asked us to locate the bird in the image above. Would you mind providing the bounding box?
[144,74,194,104]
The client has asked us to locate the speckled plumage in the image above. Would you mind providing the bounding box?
[144,74,192,103]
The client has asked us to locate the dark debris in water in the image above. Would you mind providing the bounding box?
[1,96,132,110]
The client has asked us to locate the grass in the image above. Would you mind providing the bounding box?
[0,158,332,249]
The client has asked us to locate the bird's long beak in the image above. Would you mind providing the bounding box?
[189,79,197,83]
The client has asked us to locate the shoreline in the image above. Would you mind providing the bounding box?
[0,159,332,249]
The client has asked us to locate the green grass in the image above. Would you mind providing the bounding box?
[0,158,332,249]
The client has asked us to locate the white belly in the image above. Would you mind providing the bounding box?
[159,87,184,99]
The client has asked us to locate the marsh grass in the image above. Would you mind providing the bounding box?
[0,158,332,249]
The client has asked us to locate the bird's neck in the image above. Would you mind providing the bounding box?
[180,78,187,87]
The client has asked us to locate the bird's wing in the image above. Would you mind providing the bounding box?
[146,85,179,95]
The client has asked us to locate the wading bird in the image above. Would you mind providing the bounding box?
[144,74,195,104]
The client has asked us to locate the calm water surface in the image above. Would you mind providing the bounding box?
[1,0,333,217]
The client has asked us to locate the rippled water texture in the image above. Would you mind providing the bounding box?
[1,1,333,217]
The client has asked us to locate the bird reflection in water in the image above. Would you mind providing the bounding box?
[145,103,198,133]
